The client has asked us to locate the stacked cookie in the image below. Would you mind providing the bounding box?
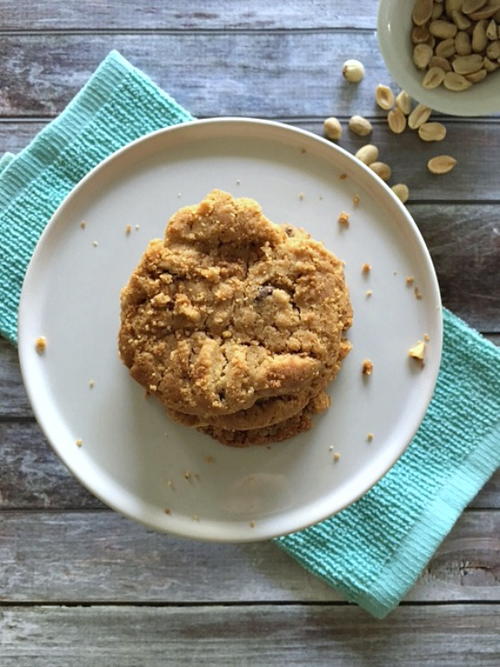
[119,190,352,446]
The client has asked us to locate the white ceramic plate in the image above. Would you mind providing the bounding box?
[19,118,442,542]
[378,0,500,117]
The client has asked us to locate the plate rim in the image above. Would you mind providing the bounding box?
[18,117,443,542]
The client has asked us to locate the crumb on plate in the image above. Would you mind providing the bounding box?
[125,224,132,235]
[406,276,414,286]
[362,359,373,375]
[367,433,374,442]
[338,211,350,227]
[80,221,86,230]
[35,336,47,354]
[352,194,360,206]
[408,340,426,364]
[365,289,373,298]
[204,455,215,464]
[164,508,171,515]
[361,263,371,274]
[75,439,83,447]
[414,286,423,300]
[332,452,341,462]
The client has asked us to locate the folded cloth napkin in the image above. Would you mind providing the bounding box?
[1,51,498,618]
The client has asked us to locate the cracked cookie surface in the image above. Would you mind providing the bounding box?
[119,189,352,435]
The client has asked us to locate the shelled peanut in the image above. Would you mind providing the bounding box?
[411,0,500,91]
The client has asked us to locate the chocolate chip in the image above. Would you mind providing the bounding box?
[255,285,274,300]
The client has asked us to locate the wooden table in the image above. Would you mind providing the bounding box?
[1,1,499,664]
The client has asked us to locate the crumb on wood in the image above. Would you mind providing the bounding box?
[35,336,47,354]
[204,455,215,464]
[367,433,374,442]
[125,224,132,235]
[414,286,423,300]
[339,173,347,180]
[338,211,350,227]
[361,263,372,274]
[365,290,373,298]
[352,194,360,207]
[80,221,86,230]
[362,359,373,376]
[75,439,83,448]
[406,276,414,286]
[164,508,171,515]
[332,452,341,462]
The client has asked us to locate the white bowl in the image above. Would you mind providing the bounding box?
[378,0,500,116]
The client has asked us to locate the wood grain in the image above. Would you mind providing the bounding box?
[1,604,499,666]
[0,510,498,603]
[0,33,449,119]
[0,1,377,31]
[2,119,500,205]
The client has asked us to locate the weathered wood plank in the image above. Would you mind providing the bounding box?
[0,0,377,31]
[0,340,30,418]
[1,419,498,510]
[2,119,500,205]
[0,510,498,603]
[0,33,442,119]
[1,604,499,666]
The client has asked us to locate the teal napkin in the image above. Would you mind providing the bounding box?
[1,51,498,618]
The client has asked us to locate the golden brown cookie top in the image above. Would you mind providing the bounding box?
[119,190,351,417]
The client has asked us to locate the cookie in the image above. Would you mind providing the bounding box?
[119,189,351,430]
[199,391,331,447]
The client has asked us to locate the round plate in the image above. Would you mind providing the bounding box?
[18,118,442,542]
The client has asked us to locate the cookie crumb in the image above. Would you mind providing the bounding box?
[135,225,140,231]
[35,336,47,354]
[328,445,334,452]
[408,340,426,364]
[192,514,200,521]
[406,276,414,286]
[80,221,86,230]
[184,471,192,481]
[423,333,430,342]
[367,433,374,442]
[236,179,241,185]
[88,379,95,389]
[249,520,256,528]
[167,480,175,490]
[414,286,423,300]
[300,148,306,154]
[92,241,98,247]
[339,173,347,180]
[194,473,201,482]
[164,508,171,515]
[204,455,215,464]
[298,192,304,200]
[365,290,373,298]
[352,194,360,207]
[332,452,341,462]
[75,439,83,448]
[338,211,350,227]
[362,359,373,376]
[177,192,182,198]
[361,263,372,274]
[125,224,132,235]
